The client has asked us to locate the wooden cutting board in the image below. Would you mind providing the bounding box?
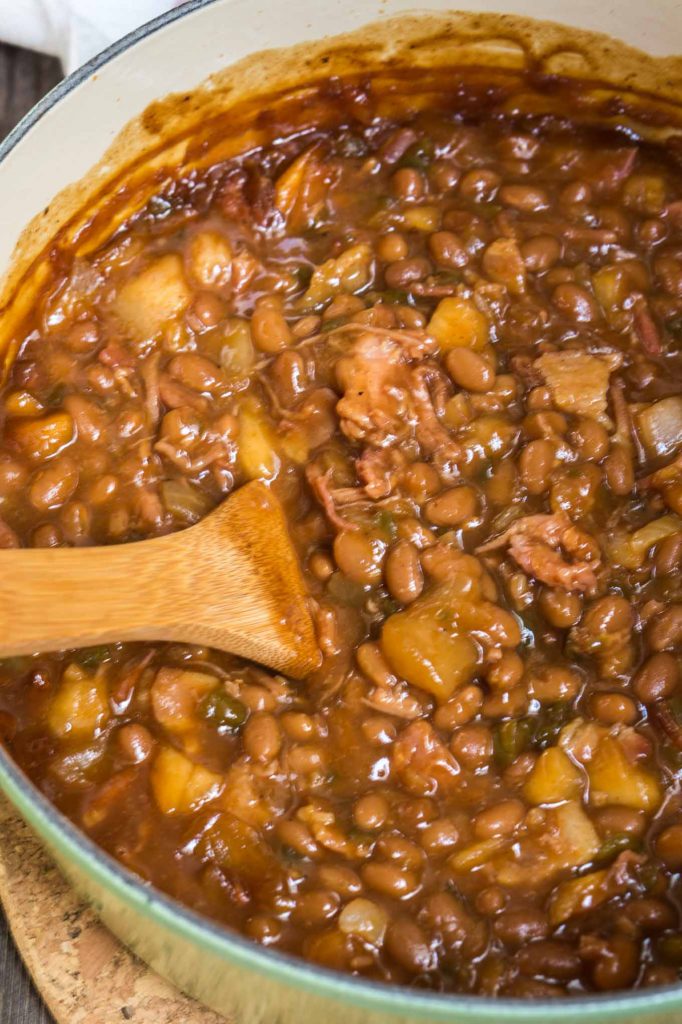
[0,795,226,1024]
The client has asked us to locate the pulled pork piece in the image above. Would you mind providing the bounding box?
[356,447,407,500]
[335,330,460,472]
[477,512,600,594]
[632,294,662,355]
[535,350,623,425]
[392,720,460,797]
[305,465,360,532]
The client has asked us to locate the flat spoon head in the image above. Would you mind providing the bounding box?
[0,481,321,678]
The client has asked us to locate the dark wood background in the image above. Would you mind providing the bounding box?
[0,42,62,1024]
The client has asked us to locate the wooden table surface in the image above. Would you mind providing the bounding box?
[0,43,62,1024]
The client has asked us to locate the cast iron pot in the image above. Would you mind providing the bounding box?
[0,2,681,1021]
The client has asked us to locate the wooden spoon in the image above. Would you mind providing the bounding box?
[0,481,320,678]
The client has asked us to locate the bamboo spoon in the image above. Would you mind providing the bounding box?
[0,480,320,679]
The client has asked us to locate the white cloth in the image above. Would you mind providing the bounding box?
[0,0,177,73]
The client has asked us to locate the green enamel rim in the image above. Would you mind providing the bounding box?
[1,1,681,1019]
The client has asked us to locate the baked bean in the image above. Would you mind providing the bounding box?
[518,940,582,981]
[485,459,518,505]
[459,168,501,202]
[428,230,468,269]
[474,799,525,839]
[519,439,555,495]
[277,820,321,859]
[624,898,676,934]
[570,417,609,462]
[291,890,340,926]
[287,744,327,774]
[401,462,440,502]
[391,167,425,201]
[29,456,79,512]
[520,235,561,272]
[655,825,682,868]
[486,651,524,690]
[420,818,462,857]
[655,533,682,575]
[421,891,488,956]
[433,685,484,730]
[647,605,682,652]
[334,531,385,586]
[539,587,583,628]
[0,457,27,496]
[451,724,493,769]
[384,256,430,289]
[64,395,106,444]
[425,486,478,527]
[430,159,460,191]
[292,314,320,338]
[65,320,100,352]
[385,919,436,973]
[529,666,582,703]
[243,713,281,762]
[475,887,507,915]
[494,908,550,949]
[361,862,419,899]
[588,691,638,725]
[189,292,226,328]
[61,500,91,544]
[604,445,634,496]
[560,180,592,205]
[281,712,323,741]
[552,283,598,321]
[445,349,494,392]
[385,540,424,605]
[499,185,549,212]
[634,652,679,703]
[582,934,639,991]
[117,723,154,763]
[169,353,225,392]
[362,716,397,746]
[251,299,292,353]
[353,793,389,831]
[317,865,362,898]
[592,806,646,838]
[377,232,408,262]
[583,595,633,637]
[308,550,335,581]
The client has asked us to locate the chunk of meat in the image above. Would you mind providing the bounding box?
[491,801,600,888]
[549,850,645,925]
[392,720,460,796]
[220,759,290,829]
[535,350,623,425]
[478,513,600,593]
[305,465,360,532]
[335,330,460,472]
[356,447,407,500]
[296,801,373,858]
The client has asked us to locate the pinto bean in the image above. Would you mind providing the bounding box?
[385,540,424,604]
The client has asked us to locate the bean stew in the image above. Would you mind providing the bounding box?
[2,67,682,998]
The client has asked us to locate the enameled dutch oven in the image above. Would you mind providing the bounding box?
[1,2,682,1021]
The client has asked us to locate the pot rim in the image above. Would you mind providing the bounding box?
[0,1,681,1018]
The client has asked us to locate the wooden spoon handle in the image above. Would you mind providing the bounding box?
[0,534,183,656]
[0,482,320,678]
